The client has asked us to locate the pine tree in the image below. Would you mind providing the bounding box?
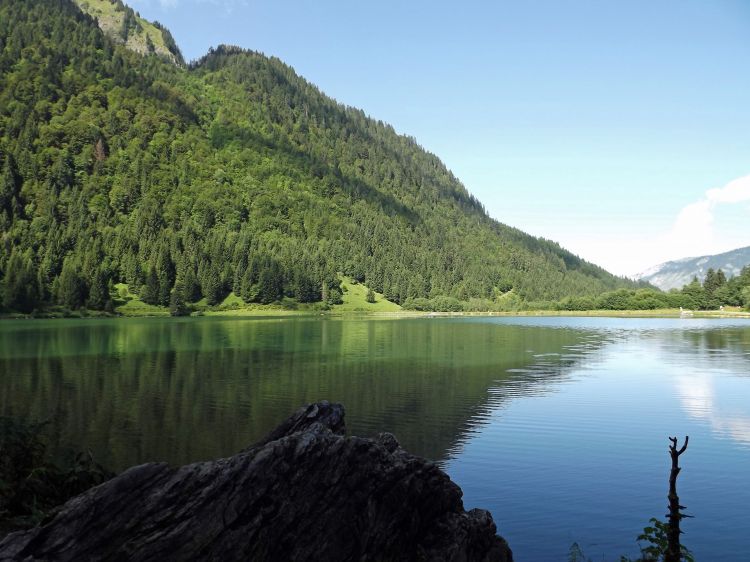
[2,249,40,313]
[703,269,718,294]
[142,266,160,305]
[58,259,87,309]
[240,265,256,302]
[87,268,109,310]
[176,261,201,302]
[169,281,189,316]
[716,269,727,287]
[0,154,21,217]
[202,268,223,305]
[293,269,320,303]
[703,268,727,309]
[257,261,283,304]
[156,249,174,306]
[365,287,376,303]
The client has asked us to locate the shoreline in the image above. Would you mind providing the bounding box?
[2,308,749,320]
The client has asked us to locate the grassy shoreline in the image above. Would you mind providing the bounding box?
[2,280,748,320]
[2,307,749,320]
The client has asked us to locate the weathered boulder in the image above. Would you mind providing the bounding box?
[0,401,512,561]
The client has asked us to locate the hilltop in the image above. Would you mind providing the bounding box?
[0,0,638,315]
[73,0,183,64]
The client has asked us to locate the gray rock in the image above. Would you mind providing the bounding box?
[0,401,512,561]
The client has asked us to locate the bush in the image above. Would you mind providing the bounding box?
[0,417,113,534]
[401,297,431,311]
[429,296,463,312]
[596,289,632,310]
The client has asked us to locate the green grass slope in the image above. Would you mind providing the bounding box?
[337,278,401,312]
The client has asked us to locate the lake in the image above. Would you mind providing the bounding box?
[1,315,749,560]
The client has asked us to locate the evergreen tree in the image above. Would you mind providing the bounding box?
[702,268,727,309]
[293,269,320,303]
[156,249,175,306]
[169,281,189,316]
[87,268,109,310]
[178,263,201,302]
[257,261,283,304]
[58,259,87,309]
[365,287,376,303]
[142,266,160,305]
[703,269,719,294]
[202,268,223,305]
[0,154,22,218]
[240,265,256,303]
[2,249,40,313]
[119,9,138,42]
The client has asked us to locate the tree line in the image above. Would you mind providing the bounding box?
[552,267,750,312]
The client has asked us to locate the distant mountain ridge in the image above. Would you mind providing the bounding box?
[638,246,750,290]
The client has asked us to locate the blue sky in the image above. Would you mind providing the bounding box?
[128,0,750,276]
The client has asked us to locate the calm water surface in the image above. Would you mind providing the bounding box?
[1,316,749,560]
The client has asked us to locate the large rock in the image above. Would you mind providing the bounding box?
[0,401,512,561]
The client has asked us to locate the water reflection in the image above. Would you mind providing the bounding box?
[443,317,750,561]
[1,316,749,560]
[675,373,750,449]
[0,317,598,469]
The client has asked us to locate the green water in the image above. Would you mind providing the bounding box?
[1,316,749,560]
[0,316,584,467]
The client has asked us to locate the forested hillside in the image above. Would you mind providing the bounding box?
[0,0,637,314]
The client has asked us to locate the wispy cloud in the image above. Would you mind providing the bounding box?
[658,174,750,262]
[592,174,750,276]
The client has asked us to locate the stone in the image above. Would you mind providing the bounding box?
[0,401,512,561]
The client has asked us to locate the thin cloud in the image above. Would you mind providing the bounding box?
[607,174,750,276]
[655,173,750,266]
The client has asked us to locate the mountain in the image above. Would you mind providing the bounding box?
[638,246,750,291]
[0,0,638,314]
[73,0,184,65]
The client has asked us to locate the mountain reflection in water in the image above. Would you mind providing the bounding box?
[1,316,748,560]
